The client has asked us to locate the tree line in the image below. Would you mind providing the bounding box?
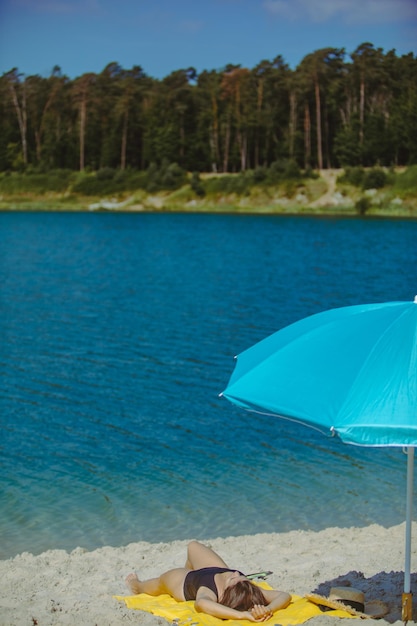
[1,42,416,174]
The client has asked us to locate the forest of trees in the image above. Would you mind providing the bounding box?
[1,42,416,175]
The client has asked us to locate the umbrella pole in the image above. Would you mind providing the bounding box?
[402,446,414,623]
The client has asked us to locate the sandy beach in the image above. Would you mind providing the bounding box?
[1,523,415,626]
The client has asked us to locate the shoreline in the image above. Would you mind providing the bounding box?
[0,524,414,626]
[0,168,416,218]
[1,204,416,220]
[1,166,415,218]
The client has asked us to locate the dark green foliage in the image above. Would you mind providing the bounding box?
[160,162,187,190]
[338,167,365,187]
[266,160,301,184]
[72,173,120,195]
[267,160,289,183]
[146,161,187,192]
[96,167,117,181]
[339,166,389,189]
[253,166,268,183]
[204,171,255,195]
[304,167,319,179]
[204,161,306,195]
[71,161,186,195]
[334,124,362,167]
[190,172,205,196]
[71,163,186,196]
[355,196,371,215]
[0,169,75,193]
[362,168,388,189]
[283,160,301,180]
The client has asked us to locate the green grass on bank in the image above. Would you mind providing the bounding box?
[0,160,308,196]
[0,163,416,216]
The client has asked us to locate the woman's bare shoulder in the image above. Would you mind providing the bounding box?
[195,586,218,601]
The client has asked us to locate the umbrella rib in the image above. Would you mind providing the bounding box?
[240,406,333,438]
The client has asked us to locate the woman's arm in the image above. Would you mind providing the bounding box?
[195,595,261,621]
[261,589,292,612]
[194,587,291,621]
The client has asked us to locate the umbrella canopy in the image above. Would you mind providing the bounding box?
[221,298,417,621]
[222,299,417,447]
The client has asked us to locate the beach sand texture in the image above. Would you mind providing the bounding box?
[0,523,415,626]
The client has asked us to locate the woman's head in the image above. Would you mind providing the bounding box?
[220,580,268,611]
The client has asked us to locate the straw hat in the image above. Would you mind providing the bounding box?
[306,586,388,619]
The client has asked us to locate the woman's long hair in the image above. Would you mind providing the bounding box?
[220,580,268,611]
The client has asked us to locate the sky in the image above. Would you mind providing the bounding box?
[0,0,416,80]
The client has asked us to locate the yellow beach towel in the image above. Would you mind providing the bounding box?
[115,583,356,626]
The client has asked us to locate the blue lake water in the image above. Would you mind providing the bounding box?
[1,211,417,560]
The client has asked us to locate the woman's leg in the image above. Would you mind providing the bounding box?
[126,568,188,601]
[185,540,229,570]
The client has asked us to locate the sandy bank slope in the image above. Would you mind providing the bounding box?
[0,524,414,626]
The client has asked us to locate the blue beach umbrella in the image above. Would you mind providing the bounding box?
[221,298,417,621]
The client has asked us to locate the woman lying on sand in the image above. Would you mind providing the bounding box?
[126,540,290,621]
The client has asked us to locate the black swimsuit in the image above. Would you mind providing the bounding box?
[183,567,244,601]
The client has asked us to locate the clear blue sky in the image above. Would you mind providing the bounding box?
[1,0,416,80]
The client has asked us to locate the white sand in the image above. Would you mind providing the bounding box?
[1,523,415,626]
